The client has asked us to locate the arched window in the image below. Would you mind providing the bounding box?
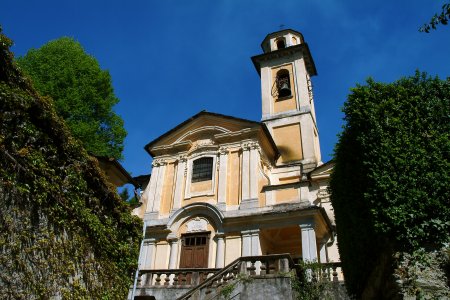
[276,38,286,50]
[292,36,297,45]
[192,157,213,182]
[276,69,291,98]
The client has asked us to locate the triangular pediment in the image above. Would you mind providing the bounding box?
[145,111,266,157]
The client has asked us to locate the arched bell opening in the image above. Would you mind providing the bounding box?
[276,38,286,50]
[276,69,292,98]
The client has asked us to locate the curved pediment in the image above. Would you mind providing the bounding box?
[174,126,230,144]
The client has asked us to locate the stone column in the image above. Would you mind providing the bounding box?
[168,238,179,269]
[319,238,328,263]
[300,219,318,262]
[215,234,225,268]
[142,238,157,269]
[171,157,186,213]
[217,148,228,211]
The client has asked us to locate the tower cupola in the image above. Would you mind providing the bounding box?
[260,29,305,53]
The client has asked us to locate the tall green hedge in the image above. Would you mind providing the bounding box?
[0,29,142,299]
[330,72,450,298]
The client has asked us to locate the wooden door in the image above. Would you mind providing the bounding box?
[179,233,210,268]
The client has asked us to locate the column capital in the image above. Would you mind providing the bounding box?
[215,233,226,240]
[241,229,260,236]
[167,237,179,244]
[143,238,157,245]
[299,218,315,230]
[219,146,228,155]
[241,142,251,151]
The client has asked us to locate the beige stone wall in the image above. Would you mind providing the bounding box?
[154,241,169,269]
[272,123,303,163]
[224,234,241,265]
[275,187,299,203]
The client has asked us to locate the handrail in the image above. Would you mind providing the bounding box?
[176,254,295,300]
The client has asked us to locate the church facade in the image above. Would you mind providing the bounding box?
[132,29,339,294]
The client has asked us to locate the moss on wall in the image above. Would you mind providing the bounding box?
[0,29,142,299]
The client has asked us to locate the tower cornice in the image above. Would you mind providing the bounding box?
[251,43,317,76]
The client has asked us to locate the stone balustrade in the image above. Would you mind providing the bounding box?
[132,256,343,300]
[138,268,220,288]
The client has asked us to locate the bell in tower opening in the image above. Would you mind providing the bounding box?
[276,69,291,98]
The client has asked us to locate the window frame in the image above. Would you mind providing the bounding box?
[184,153,217,199]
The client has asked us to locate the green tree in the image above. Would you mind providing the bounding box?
[17,37,126,159]
[330,72,450,297]
[420,2,450,32]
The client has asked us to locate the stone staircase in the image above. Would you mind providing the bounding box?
[130,254,344,300]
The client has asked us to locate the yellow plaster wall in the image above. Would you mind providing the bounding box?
[227,150,241,206]
[258,176,267,207]
[271,64,297,114]
[154,242,169,269]
[275,188,299,203]
[191,180,212,193]
[279,176,300,184]
[225,234,241,265]
[160,162,176,214]
[273,123,303,163]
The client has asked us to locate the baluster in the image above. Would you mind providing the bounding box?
[260,260,267,275]
[181,272,187,285]
[173,272,179,286]
[321,266,329,282]
[164,273,170,286]
[248,260,256,275]
[137,273,142,287]
[311,270,317,282]
[332,266,338,282]
[205,283,213,295]
[268,259,276,274]
[155,273,162,286]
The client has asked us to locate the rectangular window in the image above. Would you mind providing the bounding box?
[191,157,213,182]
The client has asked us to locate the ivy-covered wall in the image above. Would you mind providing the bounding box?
[0,30,142,299]
[330,72,450,298]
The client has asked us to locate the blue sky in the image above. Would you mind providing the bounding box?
[2,0,450,179]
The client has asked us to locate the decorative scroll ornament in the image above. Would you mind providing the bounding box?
[186,217,209,233]
[317,187,330,201]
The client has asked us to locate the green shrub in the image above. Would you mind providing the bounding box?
[330,72,450,298]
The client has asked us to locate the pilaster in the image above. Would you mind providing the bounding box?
[217,147,228,210]
[215,234,225,268]
[152,160,166,213]
[171,156,186,213]
[168,238,179,269]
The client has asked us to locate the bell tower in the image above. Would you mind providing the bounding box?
[251,29,321,172]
